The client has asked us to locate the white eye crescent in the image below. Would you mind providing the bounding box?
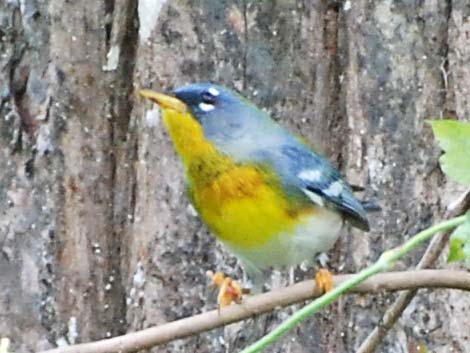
[199,102,215,112]
[208,87,220,96]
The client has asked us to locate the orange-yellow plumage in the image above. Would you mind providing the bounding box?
[161,108,313,249]
[162,109,217,163]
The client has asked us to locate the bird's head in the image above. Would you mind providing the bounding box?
[140,83,286,160]
[140,83,276,158]
[173,82,240,116]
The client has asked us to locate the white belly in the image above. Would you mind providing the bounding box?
[225,208,343,277]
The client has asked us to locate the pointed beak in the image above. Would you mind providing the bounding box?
[139,89,188,113]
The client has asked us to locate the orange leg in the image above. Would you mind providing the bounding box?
[315,268,334,293]
[207,271,243,309]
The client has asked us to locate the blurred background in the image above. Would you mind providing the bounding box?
[1,0,469,352]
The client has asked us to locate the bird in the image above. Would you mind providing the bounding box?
[139,83,375,307]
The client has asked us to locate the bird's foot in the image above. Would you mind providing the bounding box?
[206,271,243,310]
[315,268,334,293]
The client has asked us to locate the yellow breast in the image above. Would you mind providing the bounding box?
[161,107,313,249]
[191,165,313,248]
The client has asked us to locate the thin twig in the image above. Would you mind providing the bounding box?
[356,191,470,353]
[40,269,470,353]
[239,216,466,353]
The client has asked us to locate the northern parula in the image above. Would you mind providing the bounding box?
[140,83,372,298]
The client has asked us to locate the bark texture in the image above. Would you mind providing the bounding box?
[0,1,469,352]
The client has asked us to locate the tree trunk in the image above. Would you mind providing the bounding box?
[1,0,469,352]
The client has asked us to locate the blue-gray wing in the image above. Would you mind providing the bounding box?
[258,144,370,231]
[283,145,370,231]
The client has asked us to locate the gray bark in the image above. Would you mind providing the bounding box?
[1,0,469,352]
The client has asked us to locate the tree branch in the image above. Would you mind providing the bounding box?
[357,190,470,353]
[40,269,470,353]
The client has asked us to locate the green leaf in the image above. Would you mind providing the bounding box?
[448,213,470,264]
[429,120,470,186]
[448,237,466,262]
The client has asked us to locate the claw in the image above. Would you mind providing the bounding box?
[207,271,243,309]
[315,269,334,293]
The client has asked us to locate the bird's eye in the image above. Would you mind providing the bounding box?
[198,87,220,112]
[201,91,217,105]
